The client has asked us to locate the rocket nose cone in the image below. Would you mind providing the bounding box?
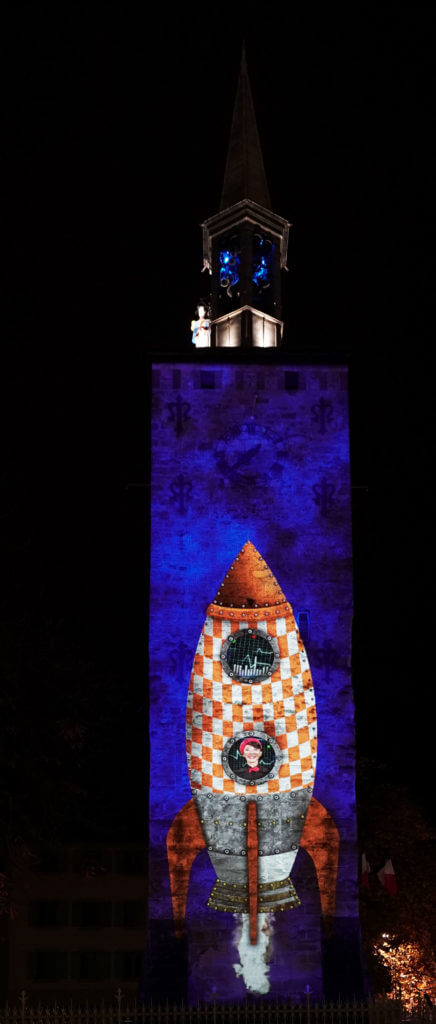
[213,541,286,609]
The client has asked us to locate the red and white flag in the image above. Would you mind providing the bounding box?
[377,858,398,895]
[361,853,370,888]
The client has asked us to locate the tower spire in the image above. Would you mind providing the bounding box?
[196,47,290,348]
[220,45,271,212]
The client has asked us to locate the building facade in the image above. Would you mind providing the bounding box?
[6,844,147,1001]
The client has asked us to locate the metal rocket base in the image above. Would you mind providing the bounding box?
[207,876,300,914]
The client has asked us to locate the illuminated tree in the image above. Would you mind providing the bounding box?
[374,933,436,1009]
[357,759,436,1001]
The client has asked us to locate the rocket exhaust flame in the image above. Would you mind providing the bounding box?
[167,542,340,984]
[233,912,273,994]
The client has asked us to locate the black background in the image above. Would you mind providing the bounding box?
[2,8,434,841]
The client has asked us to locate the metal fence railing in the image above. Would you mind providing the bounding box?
[0,990,433,1024]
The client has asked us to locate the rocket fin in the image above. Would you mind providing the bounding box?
[167,797,206,937]
[300,797,340,931]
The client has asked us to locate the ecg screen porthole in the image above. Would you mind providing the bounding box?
[220,629,280,682]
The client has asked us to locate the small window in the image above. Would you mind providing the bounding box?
[252,234,273,290]
[29,901,69,927]
[70,951,111,981]
[219,238,240,295]
[72,901,112,928]
[297,610,311,646]
[113,950,143,981]
[27,951,69,981]
[122,901,147,928]
[200,370,215,389]
[285,371,299,391]
[194,369,222,389]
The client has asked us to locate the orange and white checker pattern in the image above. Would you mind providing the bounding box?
[186,613,317,795]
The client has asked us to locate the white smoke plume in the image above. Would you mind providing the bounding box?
[233,913,274,994]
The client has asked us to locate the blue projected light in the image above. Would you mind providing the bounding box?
[147,361,358,1004]
[253,235,273,290]
[220,247,240,296]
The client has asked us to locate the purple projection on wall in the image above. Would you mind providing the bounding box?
[145,363,361,1003]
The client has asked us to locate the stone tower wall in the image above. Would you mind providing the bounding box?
[146,362,359,1002]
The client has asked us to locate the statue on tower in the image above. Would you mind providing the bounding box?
[191,302,211,347]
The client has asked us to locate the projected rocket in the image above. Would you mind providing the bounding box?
[167,542,338,953]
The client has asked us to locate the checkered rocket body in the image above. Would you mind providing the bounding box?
[185,542,317,917]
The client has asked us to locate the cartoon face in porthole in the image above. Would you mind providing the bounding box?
[222,734,278,783]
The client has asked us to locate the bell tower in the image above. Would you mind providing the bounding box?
[198,49,290,348]
[145,47,366,1006]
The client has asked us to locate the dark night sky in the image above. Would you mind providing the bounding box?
[2,8,435,839]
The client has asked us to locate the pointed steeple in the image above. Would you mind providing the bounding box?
[196,47,290,348]
[220,46,271,212]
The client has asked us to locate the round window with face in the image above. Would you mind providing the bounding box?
[220,628,280,682]
[222,732,281,785]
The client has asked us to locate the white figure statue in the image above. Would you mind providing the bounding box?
[191,304,211,347]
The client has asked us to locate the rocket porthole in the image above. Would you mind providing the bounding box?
[221,732,282,784]
[221,628,279,682]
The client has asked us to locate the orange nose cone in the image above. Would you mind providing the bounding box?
[213,541,286,609]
